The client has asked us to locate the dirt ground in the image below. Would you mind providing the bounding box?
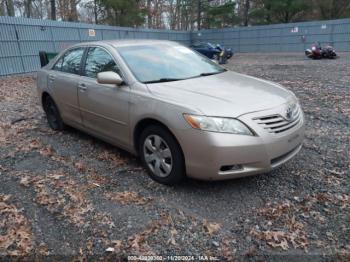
[0,53,349,261]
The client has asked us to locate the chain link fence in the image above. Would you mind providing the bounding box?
[192,18,350,53]
[0,16,349,76]
[0,16,190,76]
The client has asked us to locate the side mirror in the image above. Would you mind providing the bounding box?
[97,71,123,85]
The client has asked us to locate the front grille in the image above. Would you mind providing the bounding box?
[253,104,302,134]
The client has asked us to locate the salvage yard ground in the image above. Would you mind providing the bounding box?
[0,53,349,260]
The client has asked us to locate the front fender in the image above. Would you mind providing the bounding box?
[129,93,197,152]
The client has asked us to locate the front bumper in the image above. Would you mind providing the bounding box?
[176,108,305,181]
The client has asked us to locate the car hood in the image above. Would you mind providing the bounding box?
[146,71,295,117]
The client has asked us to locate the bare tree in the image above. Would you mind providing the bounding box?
[0,1,4,15]
[68,0,79,21]
[93,0,97,23]
[56,0,80,21]
[243,0,250,26]
[5,0,15,16]
[147,0,152,28]
[197,0,201,29]
[50,0,56,19]
[162,0,179,29]
[24,0,32,17]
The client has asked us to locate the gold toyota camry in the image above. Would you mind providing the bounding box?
[37,40,305,185]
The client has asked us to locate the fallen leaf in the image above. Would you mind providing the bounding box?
[203,220,221,235]
[74,162,86,172]
[106,191,151,205]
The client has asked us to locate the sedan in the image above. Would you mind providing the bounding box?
[190,42,222,60]
[190,42,233,60]
[37,40,305,185]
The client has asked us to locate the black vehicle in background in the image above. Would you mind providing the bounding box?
[190,42,222,60]
[190,42,233,61]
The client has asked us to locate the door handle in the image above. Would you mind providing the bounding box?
[78,83,87,91]
[49,74,55,81]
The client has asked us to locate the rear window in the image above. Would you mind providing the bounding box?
[52,48,85,75]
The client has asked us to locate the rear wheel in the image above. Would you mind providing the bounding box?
[139,125,185,185]
[43,96,65,131]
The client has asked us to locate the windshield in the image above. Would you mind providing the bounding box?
[117,44,226,83]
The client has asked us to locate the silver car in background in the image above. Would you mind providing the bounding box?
[37,40,305,185]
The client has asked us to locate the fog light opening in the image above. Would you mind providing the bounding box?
[220,164,243,172]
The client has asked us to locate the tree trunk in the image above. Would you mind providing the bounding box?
[155,0,161,29]
[105,7,112,25]
[25,0,32,18]
[243,0,250,26]
[147,0,152,28]
[0,1,4,16]
[284,11,290,23]
[115,10,118,26]
[51,0,56,20]
[69,0,78,21]
[6,0,15,16]
[175,0,180,30]
[197,0,201,30]
[93,0,98,24]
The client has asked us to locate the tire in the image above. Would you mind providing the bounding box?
[43,96,65,131]
[139,125,185,185]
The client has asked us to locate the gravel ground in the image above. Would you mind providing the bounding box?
[0,53,349,261]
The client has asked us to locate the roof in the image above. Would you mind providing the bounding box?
[73,39,179,48]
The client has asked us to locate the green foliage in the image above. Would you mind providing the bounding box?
[316,0,350,19]
[206,0,238,28]
[250,0,310,24]
[100,0,145,26]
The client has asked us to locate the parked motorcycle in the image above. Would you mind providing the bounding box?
[321,45,337,59]
[216,44,234,59]
[305,42,337,59]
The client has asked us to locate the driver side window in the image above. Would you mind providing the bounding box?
[84,47,121,79]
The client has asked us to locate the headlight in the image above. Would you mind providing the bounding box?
[183,114,254,136]
[311,46,316,51]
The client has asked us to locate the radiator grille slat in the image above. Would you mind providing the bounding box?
[253,104,302,134]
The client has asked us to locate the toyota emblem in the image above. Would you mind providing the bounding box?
[285,106,293,121]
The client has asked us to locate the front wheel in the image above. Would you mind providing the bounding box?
[139,125,185,185]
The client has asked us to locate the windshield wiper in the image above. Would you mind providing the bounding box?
[144,70,227,83]
[144,78,185,84]
[186,70,227,80]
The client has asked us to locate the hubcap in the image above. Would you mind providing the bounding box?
[143,135,173,177]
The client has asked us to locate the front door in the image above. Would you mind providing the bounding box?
[78,47,130,147]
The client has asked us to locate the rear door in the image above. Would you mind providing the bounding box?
[48,47,85,125]
[78,46,130,147]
